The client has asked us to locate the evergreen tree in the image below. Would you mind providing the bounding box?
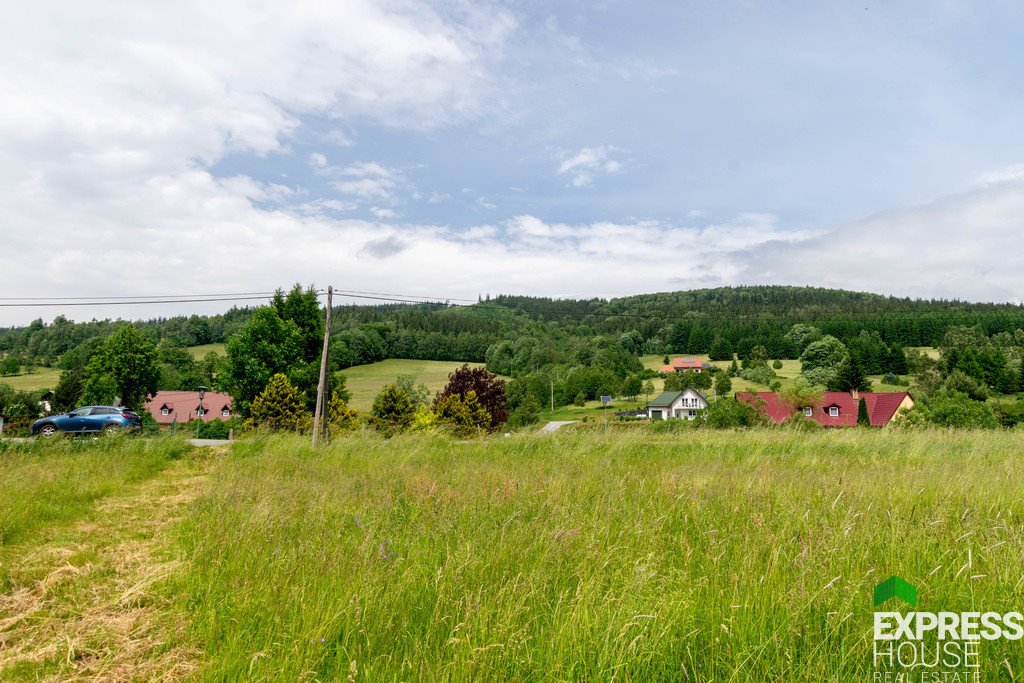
[828,356,872,392]
[708,336,734,362]
[370,384,416,434]
[857,397,870,426]
[245,373,312,432]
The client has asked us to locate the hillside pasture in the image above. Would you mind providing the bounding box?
[186,343,226,359]
[0,367,62,392]
[337,358,487,411]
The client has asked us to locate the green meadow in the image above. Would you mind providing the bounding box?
[0,367,62,392]
[337,358,488,411]
[2,429,1024,680]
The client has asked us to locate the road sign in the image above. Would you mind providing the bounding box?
[600,395,612,404]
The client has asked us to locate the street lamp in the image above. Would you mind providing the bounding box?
[196,385,208,439]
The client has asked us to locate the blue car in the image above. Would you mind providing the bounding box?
[32,406,143,437]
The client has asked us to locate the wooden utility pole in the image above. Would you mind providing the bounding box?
[312,286,333,448]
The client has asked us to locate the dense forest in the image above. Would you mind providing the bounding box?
[4,286,1024,370]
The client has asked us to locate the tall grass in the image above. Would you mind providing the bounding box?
[171,430,1024,681]
[0,435,191,547]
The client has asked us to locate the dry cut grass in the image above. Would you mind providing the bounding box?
[0,438,205,681]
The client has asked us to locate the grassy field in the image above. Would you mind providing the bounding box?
[0,367,62,392]
[187,343,226,359]
[642,353,921,397]
[338,358,486,411]
[3,430,1024,680]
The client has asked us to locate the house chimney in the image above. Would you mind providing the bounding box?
[851,388,859,401]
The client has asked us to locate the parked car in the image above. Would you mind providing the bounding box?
[31,406,143,437]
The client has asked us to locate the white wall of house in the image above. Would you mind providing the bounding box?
[649,388,708,420]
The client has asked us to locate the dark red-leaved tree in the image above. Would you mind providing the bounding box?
[434,364,508,430]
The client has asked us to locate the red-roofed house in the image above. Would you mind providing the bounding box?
[144,390,235,428]
[661,357,712,373]
[735,390,913,428]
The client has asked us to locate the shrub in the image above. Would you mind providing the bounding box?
[507,392,541,429]
[781,413,824,431]
[327,392,359,433]
[434,390,492,438]
[772,359,783,370]
[801,366,837,388]
[740,365,776,386]
[902,392,999,429]
[406,405,439,433]
[701,398,768,429]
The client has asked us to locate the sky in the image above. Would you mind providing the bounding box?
[2,0,1024,325]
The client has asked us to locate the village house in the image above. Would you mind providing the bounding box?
[735,390,913,427]
[659,357,713,374]
[646,387,709,420]
[144,390,235,428]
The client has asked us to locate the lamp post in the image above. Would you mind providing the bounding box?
[196,385,207,439]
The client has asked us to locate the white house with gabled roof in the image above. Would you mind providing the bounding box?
[645,387,709,420]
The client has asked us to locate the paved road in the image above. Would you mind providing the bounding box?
[2,437,234,447]
[539,421,576,433]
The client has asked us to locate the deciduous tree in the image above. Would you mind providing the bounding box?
[82,325,160,409]
[434,364,508,430]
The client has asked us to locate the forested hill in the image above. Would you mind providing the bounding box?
[485,286,1024,346]
[3,286,1024,370]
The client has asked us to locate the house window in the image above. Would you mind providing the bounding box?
[803,407,812,417]
[828,406,839,417]
[161,408,169,416]
[222,409,230,417]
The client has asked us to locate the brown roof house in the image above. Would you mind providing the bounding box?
[144,390,235,428]
[659,357,713,373]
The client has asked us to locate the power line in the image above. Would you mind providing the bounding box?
[0,294,293,307]
[0,290,283,301]
[333,288,476,303]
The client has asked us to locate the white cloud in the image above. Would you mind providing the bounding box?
[329,162,403,200]
[370,206,398,219]
[323,129,354,147]
[974,163,1024,187]
[557,146,623,188]
[735,179,1024,303]
[0,0,518,322]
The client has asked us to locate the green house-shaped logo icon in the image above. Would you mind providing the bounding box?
[874,576,917,608]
